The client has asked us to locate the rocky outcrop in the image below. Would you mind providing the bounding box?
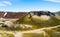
[29,11,55,16]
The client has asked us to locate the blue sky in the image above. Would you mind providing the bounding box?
[0,0,60,12]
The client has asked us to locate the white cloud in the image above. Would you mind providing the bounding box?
[44,0,60,2]
[0,3,6,6]
[3,1,12,5]
[0,1,12,7]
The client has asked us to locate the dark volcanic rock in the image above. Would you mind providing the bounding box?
[29,11,55,16]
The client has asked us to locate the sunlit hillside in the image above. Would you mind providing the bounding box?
[17,13,60,29]
[0,12,60,37]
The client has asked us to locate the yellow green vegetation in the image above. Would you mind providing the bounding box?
[18,15,60,28]
[0,33,14,37]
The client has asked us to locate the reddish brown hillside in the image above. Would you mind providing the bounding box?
[0,12,28,19]
[0,12,5,18]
